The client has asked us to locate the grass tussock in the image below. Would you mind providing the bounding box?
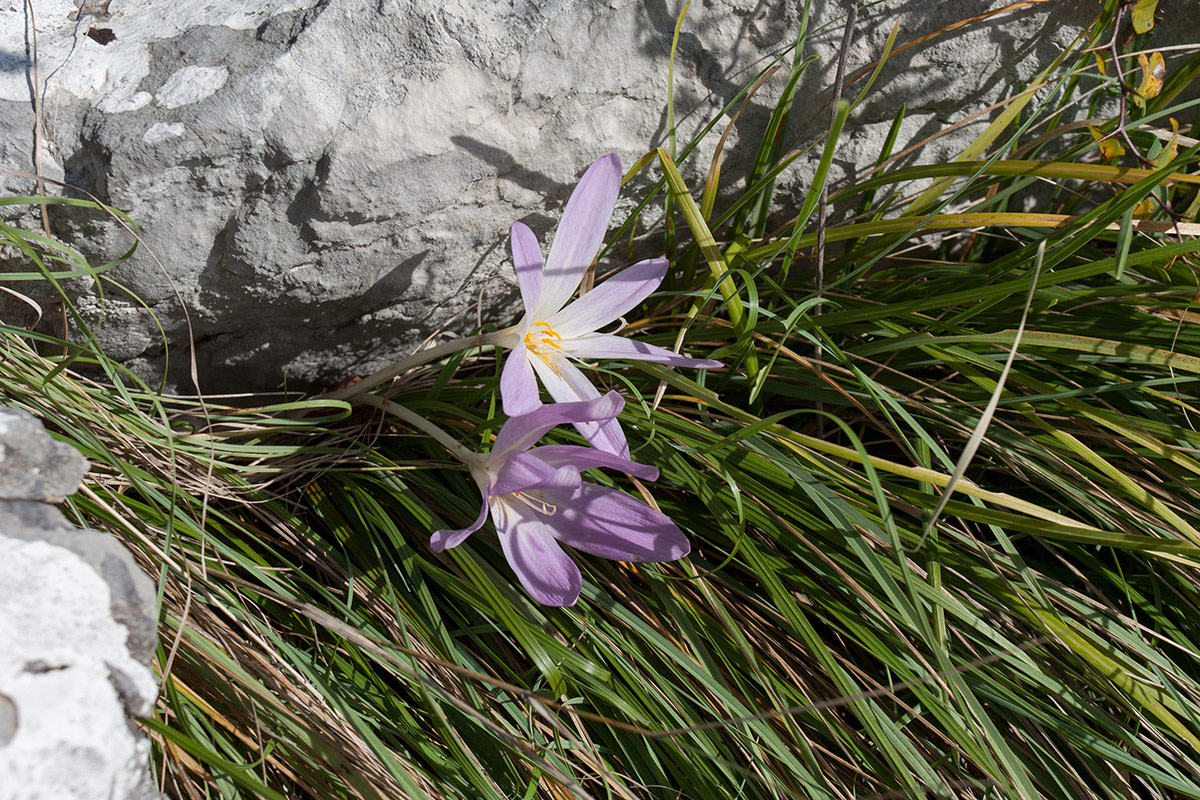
[5,2,1200,798]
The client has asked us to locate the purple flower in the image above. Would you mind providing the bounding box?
[495,153,721,458]
[430,392,691,606]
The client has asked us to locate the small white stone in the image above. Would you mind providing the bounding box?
[99,90,153,115]
[155,65,228,109]
[143,122,186,144]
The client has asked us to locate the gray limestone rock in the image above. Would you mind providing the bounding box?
[0,408,158,800]
[0,1,1188,391]
[0,407,88,502]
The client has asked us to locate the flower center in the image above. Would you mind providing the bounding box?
[523,321,564,370]
[510,490,558,516]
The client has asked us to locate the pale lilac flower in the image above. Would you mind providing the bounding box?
[495,153,721,458]
[430,392,691,607]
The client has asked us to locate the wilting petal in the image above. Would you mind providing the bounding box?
[528,354,628,457]
[552,258,667,338]
[496,507,583,606]
[430,496,489,553]
[492,391,624,459]
[567,333,722,369]
[534,153,623,320]
[530,444,659,482]
[500,348,540,416]
[548,482,691,562]
[491,453,579,498]
[510,221,543,313]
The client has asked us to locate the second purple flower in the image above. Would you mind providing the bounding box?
[430,392,691,607]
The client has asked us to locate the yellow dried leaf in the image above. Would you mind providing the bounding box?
[1133,51,1165,109]
[1089,125,1125,159]
[1133,196,1157,218]
[1132,0,1159,33]
[1095,52,1106,76]
[1153,138,1178,168]
[1152,118,1180,169]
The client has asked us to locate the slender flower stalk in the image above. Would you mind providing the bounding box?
[328,333,494,402]
[397,391,691,606]
[356,393,480,466]
[494,153,721,457]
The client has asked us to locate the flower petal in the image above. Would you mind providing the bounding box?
[500,348,541,416]
[496,505,583,606]
[491,453,580,497]
[430,496,489,553]
[566,333,723,369]
[528,353,629,458]
[533,153,623,320]
[510,221,543,312]
[491,391,625,459]
[530,444,659,482]
[549,482,691,562]
[552,258,667,338]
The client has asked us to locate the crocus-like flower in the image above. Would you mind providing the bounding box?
[495,153,721,458]
[430,392,691,606]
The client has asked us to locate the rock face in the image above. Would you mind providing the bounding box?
[0,0,1175,391]
[0,408,159,800]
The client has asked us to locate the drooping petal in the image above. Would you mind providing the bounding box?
[528,353,629,457]
[491,391,625,459]
[495,503,583,606]
[510,221,543,313]
[552,258,667,338]
[430,496,490,553]
[491,453,580,498]
[546,481,691,562]
[533,153,623,320]
[530,444,660,482]
[566,333,723,369]
[500,348,541,416]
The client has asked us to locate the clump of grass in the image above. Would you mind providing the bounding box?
[5,1,1200,798]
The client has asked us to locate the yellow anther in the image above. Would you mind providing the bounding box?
[533,321,562,342]
[507,491,558,516]
[523,321,566,373]
[524,330,563,351]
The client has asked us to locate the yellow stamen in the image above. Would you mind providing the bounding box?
[523,321,565,372]
[509,491,557,516]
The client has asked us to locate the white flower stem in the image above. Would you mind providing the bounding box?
[326,332,498,401]
[356,393,481,467]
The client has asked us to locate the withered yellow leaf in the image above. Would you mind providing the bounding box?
[1133,51,1165,109]
[1132,0,1159,33]
[1152,118,1180,169]
[1133,196,1157,218]
[1089,125,1125,159]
